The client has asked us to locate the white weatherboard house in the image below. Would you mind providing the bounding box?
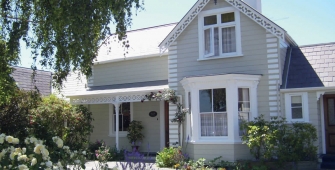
[62,0,335,161]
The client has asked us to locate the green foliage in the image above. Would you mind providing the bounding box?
[240,115,317,163]
[108,145,125,161]
[126,120,144,144]
[0,89,41,141]
[156,147,185,168]
[30,95,94,150]
[0,0,144,92]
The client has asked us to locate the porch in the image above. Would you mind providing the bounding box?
[67,81,170,153]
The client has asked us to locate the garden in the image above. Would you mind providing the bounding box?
[0,89,318,170]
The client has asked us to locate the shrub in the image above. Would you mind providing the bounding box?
[240,115,317,163]
[30,95,94,150]
[156,147,185,168]
[0,89,41,142]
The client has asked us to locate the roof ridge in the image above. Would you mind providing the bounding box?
[297,41,335,48]
[126,22,178,33]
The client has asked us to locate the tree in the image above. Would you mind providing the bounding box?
[0,0,144,93]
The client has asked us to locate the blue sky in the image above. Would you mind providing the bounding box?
[19,0,335,68]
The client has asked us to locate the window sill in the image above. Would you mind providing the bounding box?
[286,120,310,123]
[198,53,243,61]
[108,133,128,137]
[188,139,243,144]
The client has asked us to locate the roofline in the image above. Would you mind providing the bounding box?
[159,0,287,53]
[13,66,53,73]
[126,22,177,33]
[297,41,335,48]
[94,51,168,65]
[280,86,335,93]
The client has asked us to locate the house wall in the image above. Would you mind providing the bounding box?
[57,72,87,97]
[170,0,284,161]
[133,101,161,152]
[281,91,323,154]
[91,56,168,87]
[88,101,162,152]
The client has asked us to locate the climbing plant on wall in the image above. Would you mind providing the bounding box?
[142,88,189,146]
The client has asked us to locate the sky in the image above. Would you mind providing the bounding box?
[19,0,335,69]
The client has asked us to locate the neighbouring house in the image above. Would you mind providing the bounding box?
[61,0,335,161]
[11,66,52,96]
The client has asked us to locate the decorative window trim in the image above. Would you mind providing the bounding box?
[181,74,260,144]
[108,103,134,137]
[198,7,243,60]
[284,92,309,122]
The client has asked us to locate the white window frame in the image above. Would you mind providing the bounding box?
[284,92,309,122]
[198,7,243,61]
[181,74,260,144]
[108,103,133,137]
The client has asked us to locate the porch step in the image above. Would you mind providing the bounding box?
[320,155,335,169]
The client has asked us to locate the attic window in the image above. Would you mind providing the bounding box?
[198,7,242,60]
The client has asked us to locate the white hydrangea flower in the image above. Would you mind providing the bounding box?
[74,159,81,164]
[34,144,44,154]
[18,155,28,162]
[0,136,4,144]
[22,148,26,154]
[82,151,86,155]
[30,137,37,143]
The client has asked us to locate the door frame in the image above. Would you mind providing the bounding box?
[323,94,335,154]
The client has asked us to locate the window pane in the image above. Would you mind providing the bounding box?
[327,99,335,125]
[291,96,302,107]
[204,28,212,55]
[204,15,217,25]
[114,102,131,131]
[200,89,212,112]
[238,88,250,111]
[292,108,303,119]
[221,12,235,23]
[214,113,228,136]
[213,88,226,112]
[201,114,214,136]
[222,27,236,53]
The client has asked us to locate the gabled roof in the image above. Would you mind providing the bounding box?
[11,66,52,96]
[159,0,290,53]
[282,42,335,89]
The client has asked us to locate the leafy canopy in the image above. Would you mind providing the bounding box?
[0,0,144,90]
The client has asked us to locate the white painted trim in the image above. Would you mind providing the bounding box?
[284,92,309,122]
[94,52,168,65]
[160,100,165,150]
[68,85,168,98]
[109,102,133,138]
[198,7,242,60]
[320,95,326,154]
[281,86,335,93]
[180,74,261,143]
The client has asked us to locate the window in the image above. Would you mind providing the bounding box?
[285,93,309,122]
[199,89,228,136]
[238,88,250,135]
[180,74,261,144]
[198,7,242,60]
[114,102,131,131]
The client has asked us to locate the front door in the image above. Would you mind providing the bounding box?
[324,95,335,153]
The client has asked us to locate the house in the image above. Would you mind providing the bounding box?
[61,0,335,162]
[11,66,52,96]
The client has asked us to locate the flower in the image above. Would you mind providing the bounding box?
[18,164,28,170]
[30,137,37,144]
[5,136,14,143]
[74,159,81,164]
[45,161,52,167]
[22,148,26,154]
[12,138,19,144]
[31,157,37,166]
[0,136,4,144]
[18,155,28,162]
[41,147,49,157]
[82,151,86,155]
[34,144,44,154]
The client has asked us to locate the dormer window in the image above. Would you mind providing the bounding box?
[198,7,242,60]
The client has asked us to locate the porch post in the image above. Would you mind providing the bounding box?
[113,102,121,149]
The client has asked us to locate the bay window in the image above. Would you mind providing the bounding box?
[199,7,242,60]
[181,74,260,144]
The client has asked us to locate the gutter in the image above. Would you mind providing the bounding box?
[280,86,335,93]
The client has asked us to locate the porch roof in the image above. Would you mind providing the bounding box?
[67,80,168,104]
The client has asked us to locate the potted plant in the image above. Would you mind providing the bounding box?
[126,120,144,151]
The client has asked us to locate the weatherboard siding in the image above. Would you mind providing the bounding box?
[92,56,168,86]
[175,2,271,119]
[133,101,161,152]
[59,72,87,97]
